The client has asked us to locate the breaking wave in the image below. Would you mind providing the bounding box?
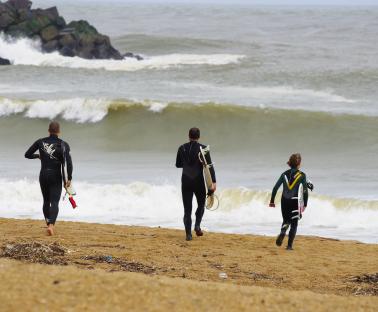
[0,179,377,243]
[0,95,370,123]
[0,34,244,71]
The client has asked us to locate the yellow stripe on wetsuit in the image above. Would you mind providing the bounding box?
[286,172,302,190]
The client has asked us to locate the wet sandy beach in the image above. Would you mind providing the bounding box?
[0,218,377,311]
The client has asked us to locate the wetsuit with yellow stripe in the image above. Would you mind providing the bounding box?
[270,168,308,248]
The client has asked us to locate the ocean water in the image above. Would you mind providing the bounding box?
[0,1,377,243]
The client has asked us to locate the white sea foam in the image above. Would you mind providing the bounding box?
[0,97,173,122]
[0,97,111,122]
[240,86,355,104]
[172,82,357,107]
[0,35,244,71]
[0,179,376,243]
[0,93,369,124]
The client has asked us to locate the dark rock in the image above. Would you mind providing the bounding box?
[55,15,65,28]
[66,20,122,60]
[0,1,129,60]
[0,3,16,28]
[77,46,95,59]
[123,52,143,61]
[67,20,98,36]
[59,27,74,35]
[92,44,106,59]
[40,24,58,41]
[26,12,51,34]
[105,45,123,60]
[17,7,32,22]
[94,34,109,45]
[6,20,33,36]
[59,34,76,49]
[0,56,11,65]
[42,39,58,53]
[6,0,31,11]
[59,46,75,57]
[41,6,59,23]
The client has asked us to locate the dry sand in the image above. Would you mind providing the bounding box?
[0,218,377,311]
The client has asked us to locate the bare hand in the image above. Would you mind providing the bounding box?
[211,183,217,192]
[269,202,275,208]
[65,180,71,188]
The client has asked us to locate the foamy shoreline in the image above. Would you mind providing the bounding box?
[1,179,377,244]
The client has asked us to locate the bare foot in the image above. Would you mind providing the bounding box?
[47,224,54,236]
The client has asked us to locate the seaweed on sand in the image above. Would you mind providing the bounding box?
[82,255,156,274]
[1,242,68,265]
[348,273,378,296]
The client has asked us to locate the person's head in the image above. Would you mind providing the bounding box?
[287,153,301,169]
[48,121,60,136]
[188,127,200,141]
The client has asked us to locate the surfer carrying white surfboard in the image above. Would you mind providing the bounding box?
[176,127,216,241]
[25,121,73,236]
[269,153,309,250]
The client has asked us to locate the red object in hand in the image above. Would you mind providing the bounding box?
[69,196,77,209]
[269,203,275,208]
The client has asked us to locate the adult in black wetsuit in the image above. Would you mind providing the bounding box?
[176,128,216,241]
[25,121,73,236]
[269,153,308,250]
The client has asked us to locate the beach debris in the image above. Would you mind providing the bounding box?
[0,241,68,265]
[219,272,228,279]
[82,255,156,274]
[348,273,378,296]
[248,272,277,281]
[209,262,224,270]
[350,273,378,284]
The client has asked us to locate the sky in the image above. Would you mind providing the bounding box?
[130,0,378,4]
[33,0,378,5]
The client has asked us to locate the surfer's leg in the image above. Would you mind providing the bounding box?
[48,172,62,226]
[194,180,206,234]
[39,172,51,225]
[182,184,194,238]
[287,199,299,249]
[277,197,291,246]
[288,218,298,249]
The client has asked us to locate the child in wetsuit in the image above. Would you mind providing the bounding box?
[269,153,309,250]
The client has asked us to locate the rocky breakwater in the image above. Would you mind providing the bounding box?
[0,0,142,64]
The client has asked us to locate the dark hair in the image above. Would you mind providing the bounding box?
[287,153,301,168]
[189,127,200,140]
[48,121,60,134]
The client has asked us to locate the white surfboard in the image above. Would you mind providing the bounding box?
[199,146,219,210]
[298,183,305,216]
[61,142,76,196]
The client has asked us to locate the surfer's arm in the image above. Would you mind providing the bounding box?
[270,174,283,204]
[65,143,73,181]
[175,147,183,168]
[24,140,40,159]
[302,174,309,207]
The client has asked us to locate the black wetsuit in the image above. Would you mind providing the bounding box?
[25,134,73,225]
[176,141,216,235]
[270,168,308,248]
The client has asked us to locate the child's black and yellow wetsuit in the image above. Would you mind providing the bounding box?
[270,168,308,249]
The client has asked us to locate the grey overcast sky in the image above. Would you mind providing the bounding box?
[141,0,378,3]
[49,0,378,5]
